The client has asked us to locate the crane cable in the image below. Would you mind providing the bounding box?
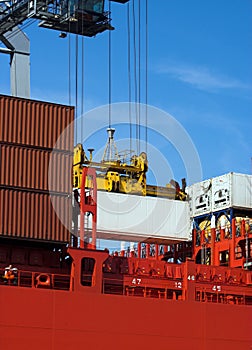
[68,21,71,107]
[81,35,84,143]
[127,1,132,154]
[132,0,138,154]
[67,21,79,143]
[138,0,141,150]
[108,0,112,129]
[76,9,86,144]
[137,0,149,155]
[80,3,85,143]
[127,0,148,156]
[145,0,148,154]
[75,33,78,143]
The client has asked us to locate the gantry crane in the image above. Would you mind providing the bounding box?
[0,0,128,37]
[0,0,128,97]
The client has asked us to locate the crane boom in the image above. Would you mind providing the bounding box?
[0,0,103,37]
[0,0,128,97]
[0,0,128,37]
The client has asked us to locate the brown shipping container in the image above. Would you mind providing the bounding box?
[0,95,74,242]
[0,144,72,193]
[0,95,74,150]
[0,188,71,243]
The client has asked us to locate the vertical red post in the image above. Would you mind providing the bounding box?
[80,167,97,249]
[230,218,236,267]
[220,228,225,241]
[211,228,216,266]
[138,242,141,258]
[241,219,245,238]
[200,230,205,245]
[192,228,196,259]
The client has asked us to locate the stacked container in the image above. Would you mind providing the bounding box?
[211,173,252,212]
[0,95,74,243]
[188,173,252,218]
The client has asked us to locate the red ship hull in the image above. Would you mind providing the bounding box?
[1,285,251,350]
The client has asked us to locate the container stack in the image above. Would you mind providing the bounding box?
[187,173,252,267]
[0,95,74,243]
[188,172,252,231]
[188,173,252,217]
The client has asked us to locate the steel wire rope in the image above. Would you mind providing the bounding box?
[68,20,71,107]
[108,0,112,129]
[13,44,17,95]
[138,0,141,151]
[127,1,132,154]
[81,24,85,142]
[145,0,148,154]
[132,0,138,154]
[75,32,78,143]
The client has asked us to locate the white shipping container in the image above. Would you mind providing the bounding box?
[188,172,252,217]
[188,179,212,217]
[93,191,190,243]
[212,173,252,211]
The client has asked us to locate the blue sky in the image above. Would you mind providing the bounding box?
[1,0,252,185]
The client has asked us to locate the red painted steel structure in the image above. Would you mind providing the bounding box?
[0,95,251,349]
[193,218,252,268]
[0,159,251,349]
[0,247,251,350]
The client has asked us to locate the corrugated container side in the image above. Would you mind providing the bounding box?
[0,189,71,243]
[232,173,252,209]
[48,150,73,194]
[212,173,252,211]
[0,95,74,150]
[0,95,74,243]
[0,144,72,193]
[211,173,231,211]
[93,191,190,242]
[190,179,212,217]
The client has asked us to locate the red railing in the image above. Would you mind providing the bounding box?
[0,268,71,290]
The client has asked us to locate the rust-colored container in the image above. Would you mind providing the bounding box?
[0,188,71,243]
[0,144,72,193]
[0,95,74,243]
[0,95,74,150]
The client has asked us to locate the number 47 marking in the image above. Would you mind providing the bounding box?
[132,278,141,285]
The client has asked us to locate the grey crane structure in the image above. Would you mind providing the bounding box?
[0,0,128,98]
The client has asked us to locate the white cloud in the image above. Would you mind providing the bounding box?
[156,63,250,91]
